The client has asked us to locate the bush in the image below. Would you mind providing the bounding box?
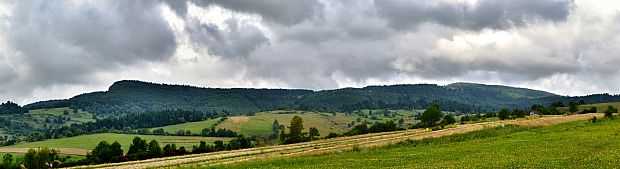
[498,109,511,120]
[409,122,426,129]
[442,114,456,125]
[325,132,340,139]
[581,107,597,114]
[605,106,618,118]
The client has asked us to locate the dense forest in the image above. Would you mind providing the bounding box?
[21,80,620,116]
[0,101,27,115]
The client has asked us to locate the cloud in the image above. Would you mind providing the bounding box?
[1,0,176,102]
[187,18,268,58]
[161,0,188,18]
[1,0,620,105]
[375,0,574,30]
[192,0,324,25]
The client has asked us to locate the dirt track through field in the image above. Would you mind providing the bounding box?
[66,113,601,169]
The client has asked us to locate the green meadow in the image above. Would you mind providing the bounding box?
[211,117,620,169]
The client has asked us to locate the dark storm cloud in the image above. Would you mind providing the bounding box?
[193,0,324,25]
[4,0,176,92]
[161,0,188,17]
[375,0,574,30]
[187,18,269,58]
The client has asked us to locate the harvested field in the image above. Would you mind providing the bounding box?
[510,113,602,127]
[66,113,601,169]
[217,116,251,132]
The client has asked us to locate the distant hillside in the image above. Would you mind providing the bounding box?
[23,80,620,115]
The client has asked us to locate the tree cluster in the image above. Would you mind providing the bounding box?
[279,116,321,144]
[23,148,60,169]
[581,106,597,114]
[87,141,124,163]
[530,104,562,115]
[83,136,253,166]
[0,101,27,115]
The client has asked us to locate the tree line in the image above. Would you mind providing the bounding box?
[84,136,252,166]
[45,109,216,139]
[24,80,620,118]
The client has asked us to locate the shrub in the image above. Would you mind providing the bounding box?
[605,106,618,118]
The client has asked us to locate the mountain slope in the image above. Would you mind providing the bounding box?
[23,80,620,115]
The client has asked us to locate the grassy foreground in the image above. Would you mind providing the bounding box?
[210,118,620,168]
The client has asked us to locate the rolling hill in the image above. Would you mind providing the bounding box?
[21,80,620,116]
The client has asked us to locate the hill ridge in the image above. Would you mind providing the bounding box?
[22,80,620,115]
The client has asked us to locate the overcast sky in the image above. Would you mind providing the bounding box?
[1,0,620,105]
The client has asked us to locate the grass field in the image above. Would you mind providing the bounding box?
[217,111,359,136]
[578,102,620,113]
[152,118,222,134]
[358,109,422,122]
[1,133,233,155]
[66,113,600,169]
[559,102,620,113]
[212,115,619,168]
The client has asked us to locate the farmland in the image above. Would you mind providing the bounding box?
[215,110,425,136]
[213,114,617,168]
[0,133,233,155]
[566,102,620,113]
[152,118,223,134]
[19,107,95,128]
[67,113,602,169]
[216,111,355,136]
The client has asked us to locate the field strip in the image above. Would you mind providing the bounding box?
[70,129,429,169]
[65,113,601,169]
[0,148,88,156]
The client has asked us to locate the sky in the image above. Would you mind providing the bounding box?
[1,0,620,105]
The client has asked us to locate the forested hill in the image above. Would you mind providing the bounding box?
[22,80,620,115]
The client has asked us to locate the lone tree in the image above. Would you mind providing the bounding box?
[498,108,511,120]
[512,109,527,118]
[442,114,456,125]
[127,137,148,160]
[421,104,443,127]
[147,140,163,158]
[308,127,320,140]
[284,116,306,144]
[568,102,579,114]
